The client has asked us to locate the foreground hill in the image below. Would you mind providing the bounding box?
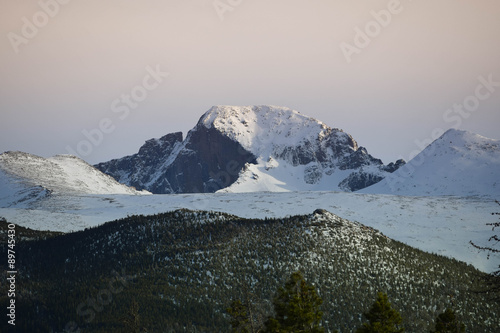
[362,129,500,196]
[0,151,149,206]
[95,105,404,193]
[1,210,497,332]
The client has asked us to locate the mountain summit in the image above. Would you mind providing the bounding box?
[95,105,404,193]
[362,128,500,196]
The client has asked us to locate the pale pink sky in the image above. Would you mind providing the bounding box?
[1,0,499,164]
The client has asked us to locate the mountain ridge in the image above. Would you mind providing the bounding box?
[2,107,497,197]
[96,105,404,193]
[0,151,148,206]
[2,209,498,332]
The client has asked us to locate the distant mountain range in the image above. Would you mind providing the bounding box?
[95,105,499,196]
[1,106,498,197]
[95,105,405,194]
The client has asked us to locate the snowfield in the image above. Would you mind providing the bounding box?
[0,191,498,273]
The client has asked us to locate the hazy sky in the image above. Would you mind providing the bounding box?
[1,0,499,165]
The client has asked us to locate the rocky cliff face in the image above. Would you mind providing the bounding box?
[95,106,404,193]
[149,124,257,193]
[95,132,183,191]
[95,122,257,193]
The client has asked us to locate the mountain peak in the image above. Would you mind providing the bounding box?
[200,105,327,131]
[362,129,500,196]
[96,105,402,193]
[200,105,302,128]
[439,128,499,148]
[199,105,326,146]
[198,105,343,157]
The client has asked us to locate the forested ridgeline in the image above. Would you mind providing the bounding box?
[0,210,498,332]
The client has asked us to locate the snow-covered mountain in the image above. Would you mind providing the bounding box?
[96,105,404,193]
[0,151,148,206]
[362,129,500,196]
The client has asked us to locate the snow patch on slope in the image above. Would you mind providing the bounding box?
[222,161,359,193]
[0,168,50,207]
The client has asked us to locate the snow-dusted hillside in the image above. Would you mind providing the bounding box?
[361,129,500,196]
[0,151,149,206]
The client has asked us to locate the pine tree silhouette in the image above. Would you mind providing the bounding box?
[430,308,465,333]
[264,271,325,333]
[356,292,404,333]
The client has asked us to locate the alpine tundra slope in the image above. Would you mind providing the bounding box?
[0,151,149,206]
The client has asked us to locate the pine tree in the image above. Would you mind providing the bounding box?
[355,292,404,333]
[227,300,251,333]
[264,271,325,333]
[470,200,500,300]
[430,308,465,333]
[123,300,148,333]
